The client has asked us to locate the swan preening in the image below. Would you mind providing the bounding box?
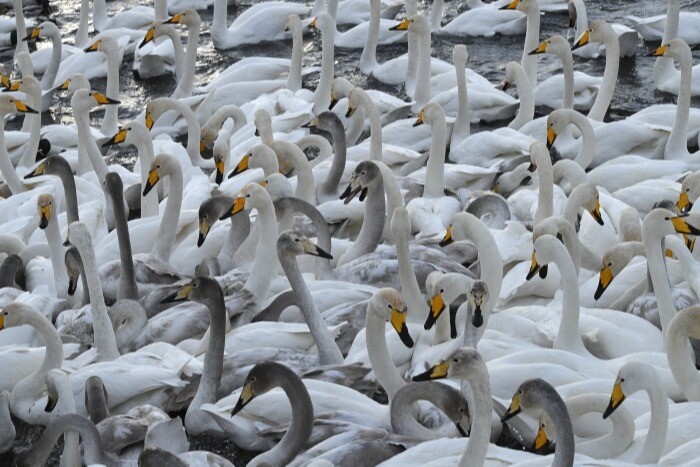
[3,0,700,465]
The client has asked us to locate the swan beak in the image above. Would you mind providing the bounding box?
[103,128,128,147]
[346,105,357,118]
[220,197,246,220]
[533,424,551,452]
[309,17,318,29]
[527,161,537,172]
[546,127,557,149]
[412,360,450,381]
[339,176,363,204]
[58,79,72,91]
[140,26,156,48]
[528,41,548,55]
[145,111,155,130]
[215,160,225,185]
[198,220,210,247]
[68,275,79,295]
[302,239,333,259]
[5,80,21,92]
[200,139,208,155]
[526,252,541,281]
[472,303,484,328]
[329,91,339,110]
[499,0,520,10]
[439,226,454,247]
[143,169,160,196]
[161,283,193,303]
[456,423,468,437]
[25,161,46,179]
[84,40,101,53]
[669,215,700,236]
[164,13,183,24]
[501,80,511,92]
[590,199,604,225]
[572,30,591,50]
[302,117,319,129]
[0,313,4,329]
[603,380,625,419]
[92,92,120,105]
[232,382,255,416]
[254,127,260,137]
[424,293,445,330]
[413,110,424,127]
[391,305,414,348]
[501,394,522,422]
[259,180,268,187]
[390,19,410,31]
[44,395,58,413]
[23,27,41,41]
[685,235,696,252]
[0,73,10,90]
[595,266,613,300]
[13,100,38,114]
[677,192,691,213]
[652,44,669,57]
[38,204,51,229]
[229,154,250,178]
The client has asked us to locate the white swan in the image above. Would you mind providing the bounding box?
[626,0,700,45]
[568,0,638,59]
[431,0,526,37]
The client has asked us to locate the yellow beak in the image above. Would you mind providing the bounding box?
[677,192,690,212]
[603,380,626,418]
[145,111,155,130]
[652,44,669,57]
[390,19,411,31]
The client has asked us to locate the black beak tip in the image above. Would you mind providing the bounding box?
[538,264,548,279]
[197,234,206,248]
[472,310,484,328]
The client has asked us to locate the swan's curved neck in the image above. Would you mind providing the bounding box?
[666,46,692,159]
[41,30,62,91]
[542,388,576,467]
[278,247,343,365]
[558,49,575,110]
[638,370,670,463]
[44,213,69,300]
[367,303,406,401]
[316,123,346,204]
[75,0,90,47]
[313,23,335,114]
[413,25,432,108]
[359,0,380,73]
[186,290,227,434]
[572,0,588,37]
[52,160,80,226]
[642,213,676,332]
[424,112,447,198]
[152,168,183,263]
[395,230,424,323]
[430,0,444,31]
[21,415,108,466]
[522,3,541,86]
[12,0,29,58]
[654,0,680,85]
[405,0,419,93]
[337,177,385,266]
[391,382,464,439]
[552,160,588,190]
[132,128,159,218]
[17,84,41,161]
[508,63,535,130]
[550,242,588,354]
[92,0,109,32]
[452,55,470,144]
[569,112,595,169]
[665,307,700,402]
[74,105,110,183]
[287,22,303,92]
[275,142,314,203]
[459,361,492,467]
[155,100,202,164]
[212,0,230,46]
[0,115,26,194]
[243,199,278,301]
[101,44,121,137]
[587,26,619,122]
[535,156,554,225]
[173,20,200,99]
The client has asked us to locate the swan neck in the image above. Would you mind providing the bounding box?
[243,199,278,301]
[173,21,200,99]
[74,105,109,182]
[413,25,432,108]
[665,309,700,401]
[552,243,586,353]
[44,215,69,300]
[367,305,406,401]
[522,3,541,86]
[20,415,107,466]
[40,30,62,90]
[587,28,619,121]
[101,45,121,138]
[287,22,303,92]
[359,0,380,73]
[0,119,26,194]
[459,362,492,467]
[12,0,29,58]
[667,47,692,158]
[134,132,159,218]
[509,64,535,130]
[14,310,64,400]
[453,56,470,142]
[535,160,554,225]
[212,0,229,46]
[424,114,447,198]
[110,187,138,301]
[560,49,575,110]
[313,23,335,114]
[395,232,425,322]
[92,0,108,31]
[337,176,385,266]
[152,167,183,263]
[638,377,669,463]
[317,124,347,203]
[642,216,675,332]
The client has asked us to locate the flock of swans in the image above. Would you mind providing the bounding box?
[1,0,700,465]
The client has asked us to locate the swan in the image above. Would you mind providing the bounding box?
[431,0,526,37]
[665,306,700,401]
[35,194,70,301]
[158,9,201,99]
[0,94,38,195]
[501,0,540,86]
[407,103,461,238]
[626,0,700,45]
[134,21,183,80]
[92,0,162,33]
[211,0,308,49]
[0,390,13,454]
[568,0,638,59]
[677,170,700,212]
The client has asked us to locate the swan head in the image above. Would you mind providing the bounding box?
[345,88,368,118]
[71,89,120,113]
[22,21,58,42]
[0,95,37,116]
[439,213,475,247]
[285,14,302,33]
[7,75,40,95]
[330,77,353,109]
[164,9,201,28]
[546,109,579,149]
[309,12,333,34]
[102,122,149,148]
[501,62,520,91]
[603,361,654,419]
[161,276,223,305]
[502,378,558,422]
[652,39,692,62]
[25,154,62,179]
[64,247,82,296]
[220,183,271,220]
[277,231,333,260]
[389,14,429,34]
[529,234,564,282]
[45,369,69,414]
[143,153,179,197]
[468,280,488,328]
[54,74,90,96]
[412,347,485,382]
[425,272,472,331]
[678,172,700,213]
[413,102,444,128]
[499,0,535,12]
[0,302,37,331]
[340,160,381,205]
[307,112,344,139]
[528,35,569,57]
[253,109,272,139]
[211,131,232,185]
[533,414,554,453]
[370,288,413,348]
[260,173,293,199]
[232,361,295,416]
[572,20,614,50]
[83,36,118,54]
[36,193,55,230]
[528,141,551,173]
[453,45,468,70]
[567,0,577,28]
[229,144,276,179]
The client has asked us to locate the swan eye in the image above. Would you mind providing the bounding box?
[620,378,625,382]
[121,318,127,326]
[156,165,161,169]
[361,171,366,175]
[250,377,256,382]
[608,262,612,267]
[246,194,251,198]
[294,238,299,242]
[452,358,459,363]
[203,214,208,219]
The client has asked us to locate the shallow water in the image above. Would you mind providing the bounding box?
[1,0,700,464]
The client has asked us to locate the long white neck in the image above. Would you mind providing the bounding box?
[101,44,121,137]
[572,0,588,38]
[243,200,278,301]
[522,1,541,86]
[424,111,446,198]
[279,250,344,365]
[665,45,692,159]
[558,47,575,110]
[567,393,634,459]
[359,0,380,74]
[550,242,588,354]
[366,304,406,402]
[413,24,432,108]
[665,305,700,402]
[395,232,424,323]
[220,209,250,269]
[152,167,182,263]
[637,370,670,463]
[337,174,385,266]
[18,60,36,133]
[92,0,108,32]
[569,111,595,169]
[587,24,619,122]
[452,49,470,145]
[430,0,444,31]
[458,361,492,467]
[313,21,335,115]
[74,106,109,183]
[287,20,303,92]
[74,233,121,361]
[12,0,29,58]
[75,0,90,48]
[132,127,159,218]
[642,211,676,333]
[654,0,680,86]
[211,0,229,48]
[154,0,167,20]
[41,30,62,91]
[376,161,404,243]
[49,373,80,467]
[172,20,200,99]
[44,215,69,300]
[17,81,43,169]
[535,156,554,225]
[405,0,419,94]
[11,310,63,416]
[275,141,314,203]
[0,116,26,194]
[359,91,383,162]
[508,63,535,130]
[155,99,202,164]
